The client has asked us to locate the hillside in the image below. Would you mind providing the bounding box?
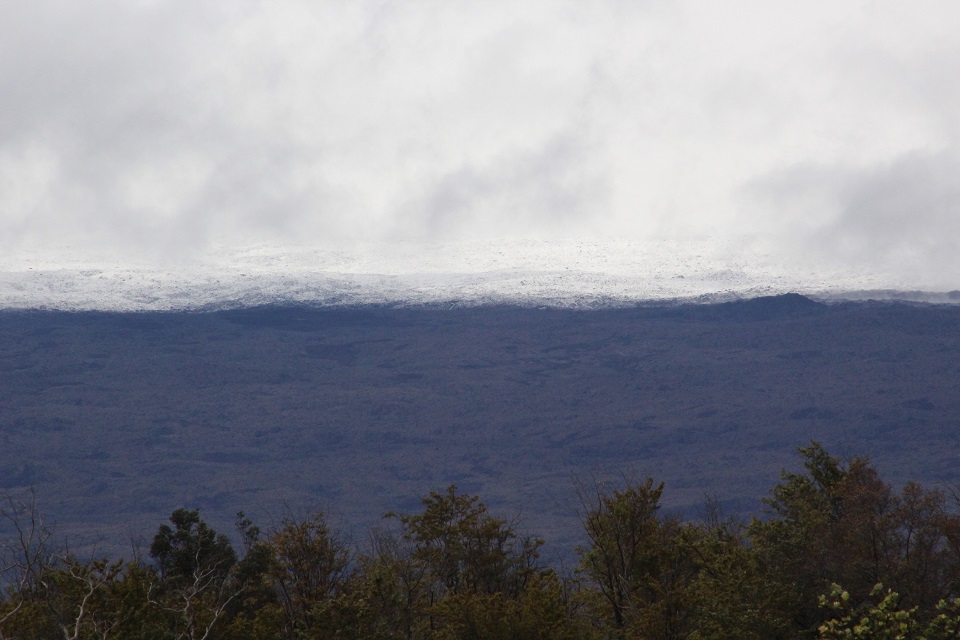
[2,296,960,559]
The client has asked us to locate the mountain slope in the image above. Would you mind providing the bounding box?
[3,298,959,559]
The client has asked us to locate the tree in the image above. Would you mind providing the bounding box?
[0,494,162,640]
[685,506,793,640]
[42,556,130,640]
[818,583,919,640]
[750,442,960,637]
[265,511,351,636]
[815,582,960,640]
[345,526,430,640]
[0,491,55,639]
[577,476,697,639]
[376,485,573,639]
[150,509,236,586]
[392,486,543,599]
[749,442,879,634]
[148,508,241,640]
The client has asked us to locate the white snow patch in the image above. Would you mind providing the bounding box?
[0,238,951,311]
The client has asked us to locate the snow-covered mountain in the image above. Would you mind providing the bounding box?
[1,238,956,311]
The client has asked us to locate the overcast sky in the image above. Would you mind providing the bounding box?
[2,1,959,283]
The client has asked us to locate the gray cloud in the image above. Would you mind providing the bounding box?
[820,152,960,287]
[744,150,960,288]
[2,0,959,285]
[398,132,607,239]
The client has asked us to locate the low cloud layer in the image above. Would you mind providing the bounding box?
[2,1,959,284]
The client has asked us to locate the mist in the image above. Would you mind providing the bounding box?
[2,1,959,287]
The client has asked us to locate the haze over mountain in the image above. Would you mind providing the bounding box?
[2,1,959,300]
[4,237,960,312]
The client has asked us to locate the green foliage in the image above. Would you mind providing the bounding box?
[266,511,351,637]
[148,508,245,640]
[0,557,168,640]
[392,485,543,599]
[428,572,581,640]
[382,485,570,639]
[685,519,793,639]
[577,476,698,639]
[925,598,960,638]
[818,582,960,640]
[150,508,237,586]
[750,442,960,636]
[818,583,919,639]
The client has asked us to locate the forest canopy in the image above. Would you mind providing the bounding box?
[2,442,960,639]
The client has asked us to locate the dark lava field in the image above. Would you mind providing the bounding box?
[2,294,960,559]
